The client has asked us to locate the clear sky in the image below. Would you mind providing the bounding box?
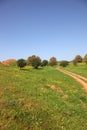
[0,0,87,61]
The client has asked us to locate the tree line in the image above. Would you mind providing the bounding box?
[73,54,87,65]
[17,55,57,69]
[17,54,87,69]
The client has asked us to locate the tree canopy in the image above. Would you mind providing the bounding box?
[17,59,26,68]
[83,54,87,64]
[60,60,69,67]
[41,60,48,67]
[49,57,57,66]
[74,55,82,63]
[27,55,41,69]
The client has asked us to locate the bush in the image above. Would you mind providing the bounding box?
[49,57,57,66]
[41,60,48,67]
[83,54,87,64]
[73,59,77,66]
[60,60,69,67]
[27,55,41,69]
[74,55,82,63]
[17,59,26,68]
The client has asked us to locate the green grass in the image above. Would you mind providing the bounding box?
[0,65,87,130]
[63,62,87,78]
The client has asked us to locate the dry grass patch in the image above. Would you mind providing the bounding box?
[47,84,63,93]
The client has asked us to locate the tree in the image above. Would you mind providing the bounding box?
[27,55,41,69]
[41,60,48,67]
[74,55,82,63]
[17,59,26,69]
[83,54,87,64]
[73,59,77,66]
[49,57,57,66]
[60,60,69,67]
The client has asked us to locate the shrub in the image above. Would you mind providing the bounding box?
[41,60,48,67]
[83,54,87,64]
[17,59,26,68]
[60,60,69,67]
[27,55,41,69]
[74,55,82,63]
[49,57,57,66]
[73,59,77,66]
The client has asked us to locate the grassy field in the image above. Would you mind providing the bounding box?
[64,62,87,78]
[0,64,87,130]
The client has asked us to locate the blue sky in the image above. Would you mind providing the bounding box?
[0,0,87,61]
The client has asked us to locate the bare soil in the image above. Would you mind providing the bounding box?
[2,59,16,66]
[47,84,63,93]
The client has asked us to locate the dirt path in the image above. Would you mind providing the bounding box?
[57,68,87,91]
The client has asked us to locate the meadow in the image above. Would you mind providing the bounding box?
[65,62,87,78]
[0,64,87,130]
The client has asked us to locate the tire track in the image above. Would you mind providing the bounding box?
[57,68,87,91]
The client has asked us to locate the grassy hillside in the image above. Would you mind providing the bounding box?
[0,65,87,130]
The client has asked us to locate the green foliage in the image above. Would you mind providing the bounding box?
[74,55,82,63]
[27,55,41,69]
[83,54,87,64]
[41,60,48,67]
[49,57,57,66]
[17,59,26,68]
[60,60,69,67]
[73,59,77,66]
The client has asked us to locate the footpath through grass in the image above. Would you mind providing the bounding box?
[0,65,87,130]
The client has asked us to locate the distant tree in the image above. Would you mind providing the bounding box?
[60,60,69,67]
[83,54,87,64]
[74,55,82,63]
[27,55,41,69]
[27,56,33,66]
[73,59,77,66]
[17,59,26,69]
[49,57,57,66]
[41,60,48,67]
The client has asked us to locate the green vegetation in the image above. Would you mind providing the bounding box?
[64,62,87,78]
[74,55,82,63]
[72,54,87,66]
[83,54,87,65]
[41,60,48,67]
[17,55,58,69]
[0,64,87,130]
[17,59,26,69]
[27,55,41,69]
[60,60,69,67]
[49,57,57,66]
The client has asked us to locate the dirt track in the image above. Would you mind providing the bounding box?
[57,68,87,91]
